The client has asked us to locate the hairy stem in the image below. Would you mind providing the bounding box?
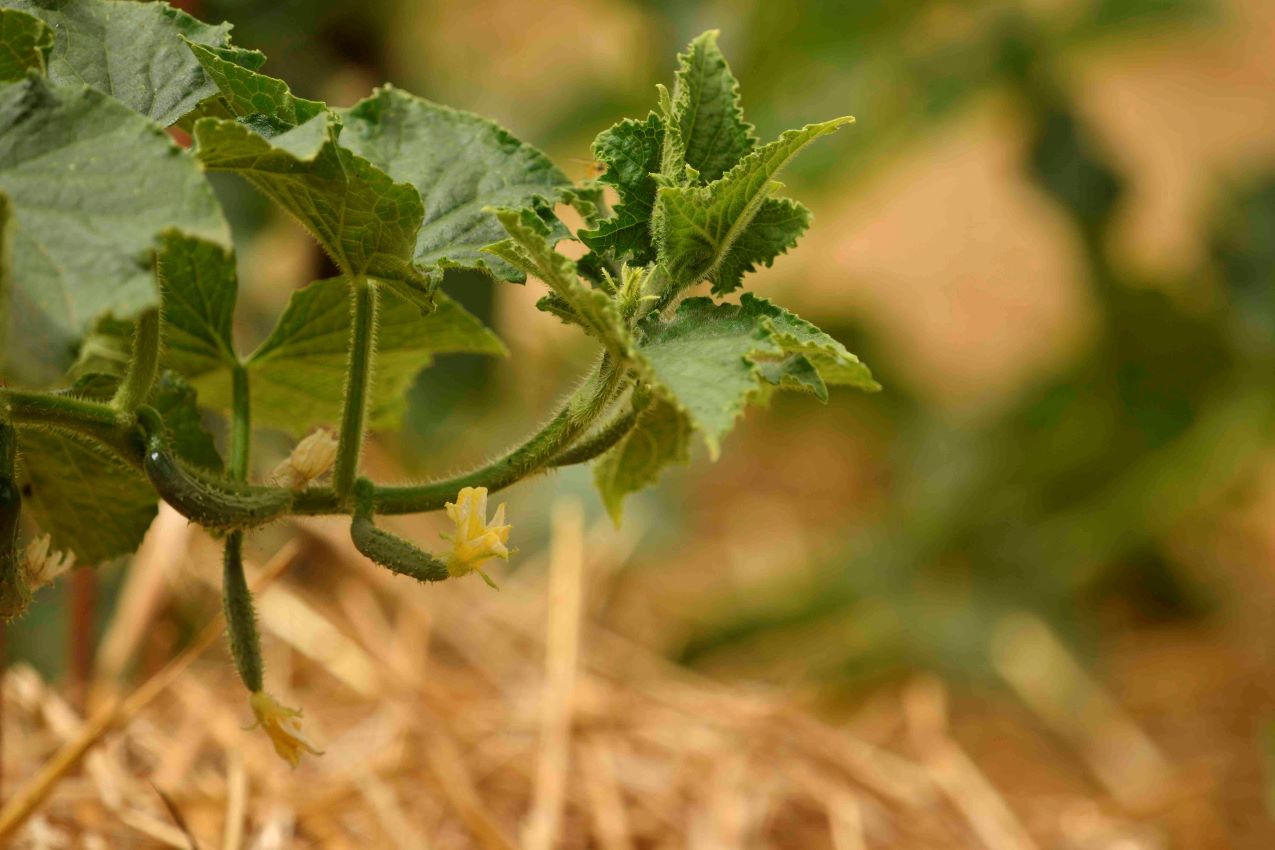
[223,361,263,692]
[549,405,641,467]
[334,277,379,502]
[111,309,160,412]
[3,391,144,469]
[373,356,623,514]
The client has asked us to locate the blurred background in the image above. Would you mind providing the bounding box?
[7,0,1275,847]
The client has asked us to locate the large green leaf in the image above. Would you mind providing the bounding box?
[484,208,635,365]
[156,231,239,379]
[636,294,876,455]
[339,86,572,284]
[0,8,50,80]
[578,112,663,265]
[17,428,157,564]
[194,277,505,436]
[193,112,434,310]
[0,74,229,385]
[0,0,254,126]
[652,118,852,295]
[593,395,690,523]
[668,30,757,183]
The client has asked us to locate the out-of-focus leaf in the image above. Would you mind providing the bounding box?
[593,395,690,524]
[0,9,51,79]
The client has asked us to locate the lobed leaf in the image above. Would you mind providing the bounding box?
[186,41,320,128]
[653,118,852,295]
[0,74,229,385]
[0,0,253,126]
[17,428,157,564]
[0,8,50,80]
[340,86,573,283]
[193,112,434,310]
[578,112,664,265]
[668,30,757,183]
[634,294,876,456]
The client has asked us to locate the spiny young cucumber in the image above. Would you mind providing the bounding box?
[137,407,292,530]
[0,420,30,620]
[350,479,449,583]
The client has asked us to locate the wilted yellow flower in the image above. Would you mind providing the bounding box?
[22,534,75,589]
[442,487,511,586]
[249,691,322,767]
[271,429,338,489]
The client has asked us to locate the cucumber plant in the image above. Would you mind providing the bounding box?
[0,0,878,764]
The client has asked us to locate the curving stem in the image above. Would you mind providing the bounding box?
[333,276,379,502]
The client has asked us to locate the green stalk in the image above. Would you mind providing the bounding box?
[333,277,378,502]
[3,391,144,469]
[549,405,640,467]
[373,356,623,514]
[111,310,160,412]
[223,360,263,693]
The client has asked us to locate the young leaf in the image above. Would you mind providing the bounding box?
[156,231,240,379]
[339,87,573,283]
[0,75,229,384]
[652,118,853,295]
[195,278,505,436]
[484,207,636,365]
[186,41,322,128]
[0,0,253,126]
[669,30,757,183]
[578,112,664,265]
[17,428,157,564]
[593,395,691,523]
[636,294,876,456]
[0,8,51,80]
[193,113,434,310]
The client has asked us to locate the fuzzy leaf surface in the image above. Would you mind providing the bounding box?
[0,75,228,384]
[636,294,875,455]
[193,113,433,309]
[186,41,320,127]
[669,30,756,183]
[17,428,156,564]
[0,8,50,80]
[340,87,572,283]
[0,0,252,125]
[653,118,852,295]
[578,112,663,264]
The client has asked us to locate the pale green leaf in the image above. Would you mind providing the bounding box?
[0,0,252,126]
[193,113,433,309]
[670,30,757,183]
[636,294,876,456]
[713,197,811,295]
[652,118,853,295]
[339,86,572,283]
[484,207,635,364]
[0,75,229,385]
[156,231,239,379]
[16,428,157,564]
[195,277,505,436]
[593,395,690,523]
[578,112,663,265]
[0,9,51,80]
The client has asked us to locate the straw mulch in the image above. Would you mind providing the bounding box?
[0,502,1164,849]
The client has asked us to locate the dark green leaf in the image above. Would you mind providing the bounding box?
[156,231,239,379]
[593,395,690,523]
[0,8,51,80]
[17,428,157,564]
[578,112,663,265]
[669,30,757,183]
[186,41,321,127]
[0,0,250,126]
[151,371,222,472]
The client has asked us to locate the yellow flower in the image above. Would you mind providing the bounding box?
[250,691,322,767]
[442,486,511,586]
